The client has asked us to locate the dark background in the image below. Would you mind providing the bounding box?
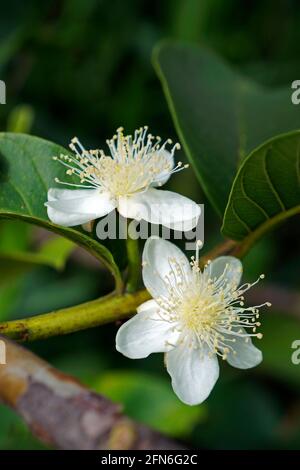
[0,0,299,450]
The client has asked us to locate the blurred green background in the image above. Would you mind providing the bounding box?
[0,0,300,450]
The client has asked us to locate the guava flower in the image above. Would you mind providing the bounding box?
[116,237,271,406]
[45,127,200,230]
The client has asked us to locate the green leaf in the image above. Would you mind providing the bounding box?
[36,236,75,270]
[94,370,205,438]
[0,222,75,287]
[222,131,300,243]
[0,284,21,322]
[0,237,76,288]
[0,133,122,290]
[0,220,30,252]
[153,41,300,215]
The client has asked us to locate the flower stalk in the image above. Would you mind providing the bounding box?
[126,232,141,293]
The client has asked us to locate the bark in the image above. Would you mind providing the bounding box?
[0,335,184,450]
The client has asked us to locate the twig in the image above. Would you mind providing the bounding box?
[0,236,270,343]
[0,290,150,342]
[0,336,184,450]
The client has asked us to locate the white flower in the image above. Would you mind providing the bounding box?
[116,237,271,406]
[45,127,200,230]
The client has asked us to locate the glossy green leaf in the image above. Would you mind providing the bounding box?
[153,41,300,215]
[94,370,205,438]
[0,133,122,289]
[222,131,300,242]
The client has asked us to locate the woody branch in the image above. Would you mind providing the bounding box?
[0,335,184,450]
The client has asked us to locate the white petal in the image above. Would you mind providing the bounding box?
[142,237,192,298]
[151,149,174,187]
[47,189,115,214]
[116,299,180,359]
[166,344,219,405]
[136,298,158,314]
[118,188,200,231]
[48,188,98,202]
[204,256,242,288]
[226,331,262,369]
[46,189,116,227]
[47,206,96,226]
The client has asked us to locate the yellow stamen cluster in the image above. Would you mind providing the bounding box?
[152,257,270,360]
[53,126,187,197]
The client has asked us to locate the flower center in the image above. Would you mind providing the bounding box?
[154,256,270,359]
[88,152,171,197]
[53,126,187,198]
[179,286,224,333]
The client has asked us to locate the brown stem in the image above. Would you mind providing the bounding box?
[199,239,238,268]
[0,335,184,450]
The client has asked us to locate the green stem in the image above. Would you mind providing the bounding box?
[126,234,141,293]
[0,290,150,342]
[0,233,262,344]
[230,205,300,258]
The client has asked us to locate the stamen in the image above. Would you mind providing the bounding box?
[153,255,269,360]
[195,239,203,267]
[52,127,187,196]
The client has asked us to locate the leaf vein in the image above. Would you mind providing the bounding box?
[231,201,251,234]
[7,180,34,215]
[263,148,286,211]
[240,170,270,220]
